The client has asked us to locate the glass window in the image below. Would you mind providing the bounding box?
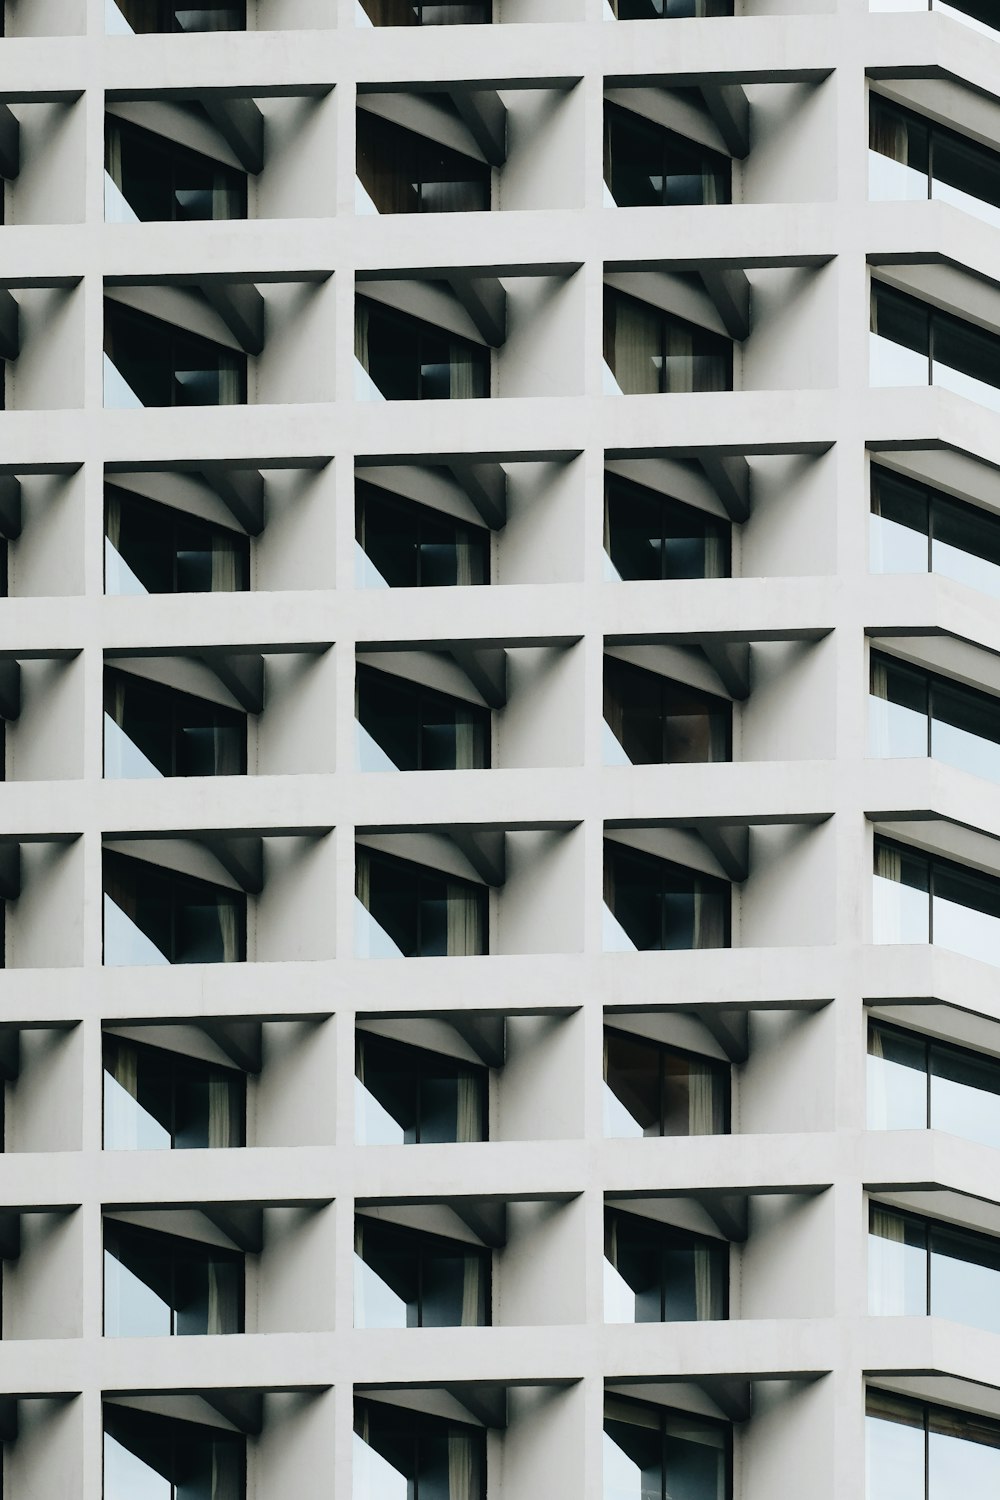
[872,838,930,947]
[870,282,1000,412]
[867,1205,928,1316]
[869,95,1000,229]
[104,1219,244,1336]
[603,1028,730,1138]
[106,118,247,223]
[867,1022,928,1132]
[104,668,247,779]
[609,0,733,15]
[604,657,731,765]
[104,1405,245,1500]
[605,1208,727,1323]
[358,0,491,22]
[604,1396,731,1500]
[356,297,489,400]
[357,665,490,772]
[870,464,1000,598]
[874,836,1000,966]
[870,652,1000,782]
[357,110,490,214]
[604,475,730,582]
[869,654,928,759]
[605,289,733,395]
[604,104,731,208]
[356,482,489,589]
[868,1021,1000,1150]
[103,1032,246,1150]
[104,302,247,408]
[105,489,250,596]
[356,1034,487,1146]
[109,1,246,30]
[354,1399,486,1500]
[867,1391,1000,1500]
[103,850,246,967]
[355,1217,490,1328]
[603,843,730,952]
[356,848,486,958]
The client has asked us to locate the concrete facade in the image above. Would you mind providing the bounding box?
[0,0,998,1494]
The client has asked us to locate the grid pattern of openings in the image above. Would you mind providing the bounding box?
[2,0,1000,1497]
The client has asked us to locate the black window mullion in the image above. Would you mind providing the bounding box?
[927,492,935,574]
[924,1406,930,1500]
[924,1036,932,1129]
[926,676,933,759]
[928,859,934,945]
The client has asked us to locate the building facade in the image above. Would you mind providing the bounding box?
[0,0,998,1494]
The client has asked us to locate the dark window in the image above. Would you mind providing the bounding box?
[104,1219,244,1335]
[605,103,731,207]
[355,1216,491,1327]
[604,842,730,951]
[106,118,247,222]
[0,536,6,596]
[605,288,733,395]
[357,848,486,957]
[355,1400,487,1500]
[105,488,250,595]
[356,296,489,400]
[603,1028,730,1137]
[871,282,1000,400]
[611,0,732,13]
[111,1,247,30]
[357,109,490,214]
[357,664,490,771]
[357,482,489,588]
[871,651,1000,774]
[105,667,247,778]
[104,1405,245,1500]
[605,657,731,764]
[103,1032,246,1149]
[604,475,730,581]
[604,1397,732,1500]
[870,464,1000,594]
[356,1033,488,1144]
[105,302,247,408]
[103,850,247,965]
[939,0,998,28]
[358,0,490,22]
[874,836,1000,963]
[606,1207,728,1321]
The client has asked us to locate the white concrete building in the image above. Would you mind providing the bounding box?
[1,0,1000,1494]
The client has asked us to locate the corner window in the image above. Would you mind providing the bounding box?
[870,465,1000,599]
[867,1391,1000,1500]
[873,836,1000,965]
[867,1021,1000,1150]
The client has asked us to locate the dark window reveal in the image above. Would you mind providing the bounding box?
[356,297,489,400]
[355,1401,487,1500]
[609,0,733,16]
[357,0,490,22]
[604,475,730,581]
[871,282,1000,404]
[870,464,1000,596]
[605,103,731,207]
[605,1207,728,1321]
[104,850,247,965]
[105,489,250,596]
[104,1406,245,1500]
[357,664,490,771]
[357,110,490,214]
[106,118,247,222]
[870,95,1000,219]
[356,1033,488,1144]
[105,668,247,778]
[604,842,730,951]
[605,657,731,764]
[111,2,247,30]
[357,848,487,958]
[104,1219,244,1335]
[604,1397,732,1500]
[605,289,733,395]
[103,1032,246,1149]
[356,482,489,588]
[603,1028,730,1137]
[105,302,247,407]
[355,1217,491,1326]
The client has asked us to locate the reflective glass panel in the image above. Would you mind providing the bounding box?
[867,1024,927,1131]
[868,1208,927,1315]
[355,1034,487,1145]
[865,1396,924,1500]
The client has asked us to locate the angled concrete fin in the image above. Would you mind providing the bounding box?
[0,1210,20,1261]
[0,659,21,721]
[448,275,507,348]
[201,650,265,716]
[449,87,507,167]
[699,1008,750,1064]
[0,476,23,539]
[699,1375,752,1423]
[201,280,265,357]
[0,1028,20,1082]
[201,1020,262,1075]
[452,645,507,709]
[450,828,506,888]
[200,465,265,536]
[203,1388,265,1436]
[448,1014,506,1069]
[699,1191,748,1243]
[702,641,750,701]
[202,1204,264,1257]
[699,266,751,343]
[202,95,265,176]
[700,824,749,885]
[699,452,750,523]
[0,290,20,361]
[701,83,750,160]
[0,1397,17,1442]
[0,842,21,901]
[447,459,507,530]
[0,105,19,182]
[202,835,264,896]
[452,1199,508,1249]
